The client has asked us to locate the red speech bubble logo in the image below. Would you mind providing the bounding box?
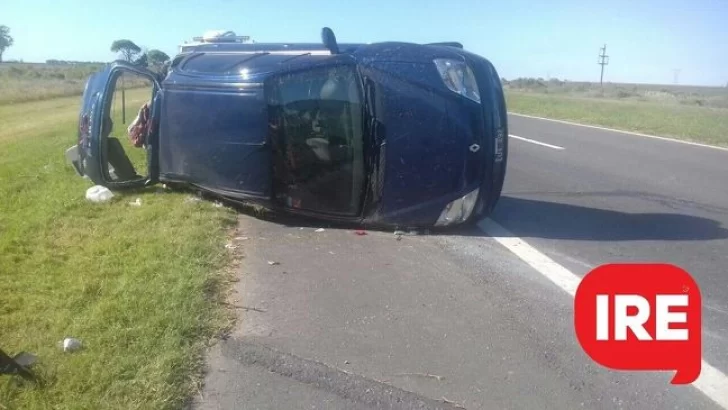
[574,263,701,384]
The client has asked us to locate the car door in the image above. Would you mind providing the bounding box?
[77,61,161,189]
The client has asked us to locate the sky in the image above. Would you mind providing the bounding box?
[3,0,727,86]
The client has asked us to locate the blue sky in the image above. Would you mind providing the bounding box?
[3,0,727,85]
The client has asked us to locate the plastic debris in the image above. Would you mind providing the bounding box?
[315,228,325,233]
[129,198,142,207]
[184,195,201,203]
[59,338,82,353]
[354,230,367,236]
[267,261,280,266]
[85,185,114,203]
[225,244,237,250]
[212,201,224,208]
[234,236,249,241]
[393,230,406,236]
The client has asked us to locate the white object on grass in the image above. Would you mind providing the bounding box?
[85,185,114,203]
[59,337,83,352]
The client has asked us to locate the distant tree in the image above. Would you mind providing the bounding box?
[110,39,141,62]
[147,49,170,67]
[133,52,148,68]
[0,25,14,63]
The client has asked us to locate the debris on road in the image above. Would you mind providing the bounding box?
[59,337,82,353]
[267,261,280,266]
[354,230,367,236]
[225,302,266,312]
[315,228,326,233]
[225,243,237,250]
[393,230,407,236]
[394,372,444,381]
[234,236,249,241]
[85,185,113,203]
[128,198,142,207]
[441,396,466,408]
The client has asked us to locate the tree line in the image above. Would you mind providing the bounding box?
[110,39,170,71]
[0,25,170,69]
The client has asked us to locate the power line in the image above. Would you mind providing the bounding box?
[598,44,609,87]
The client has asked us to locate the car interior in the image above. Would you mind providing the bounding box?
[269,65,365,216]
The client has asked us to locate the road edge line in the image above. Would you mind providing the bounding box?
[508,112,728,152]
[477,218,728,410]
[509,134,565,150]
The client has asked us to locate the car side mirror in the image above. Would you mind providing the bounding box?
[321,27,339,54]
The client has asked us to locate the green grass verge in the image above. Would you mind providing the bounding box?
[0,63,154,105]
[0,92,237,409]
[505,91,728,147]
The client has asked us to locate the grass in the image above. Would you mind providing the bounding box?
[0,63,151,105]
[505,91,728,147]
[0,84,238,408]
[0,63,104,105]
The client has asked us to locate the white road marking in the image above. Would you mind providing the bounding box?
[509,134,565,150]
[509,112,728,152]
[477,218,728,410]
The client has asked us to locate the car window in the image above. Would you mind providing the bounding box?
[267,64,365,215]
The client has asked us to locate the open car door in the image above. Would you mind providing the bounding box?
[67,61,161,189]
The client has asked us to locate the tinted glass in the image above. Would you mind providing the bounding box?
[268,64,365,216]
[181,53,260,75]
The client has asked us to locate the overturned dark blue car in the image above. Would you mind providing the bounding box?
[67,28,508,228]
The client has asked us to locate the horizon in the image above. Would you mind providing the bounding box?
[3,0,727,87]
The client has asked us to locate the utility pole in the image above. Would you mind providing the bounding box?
[598,44,609,88]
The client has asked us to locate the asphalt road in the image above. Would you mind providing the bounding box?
[193,115,728,410]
